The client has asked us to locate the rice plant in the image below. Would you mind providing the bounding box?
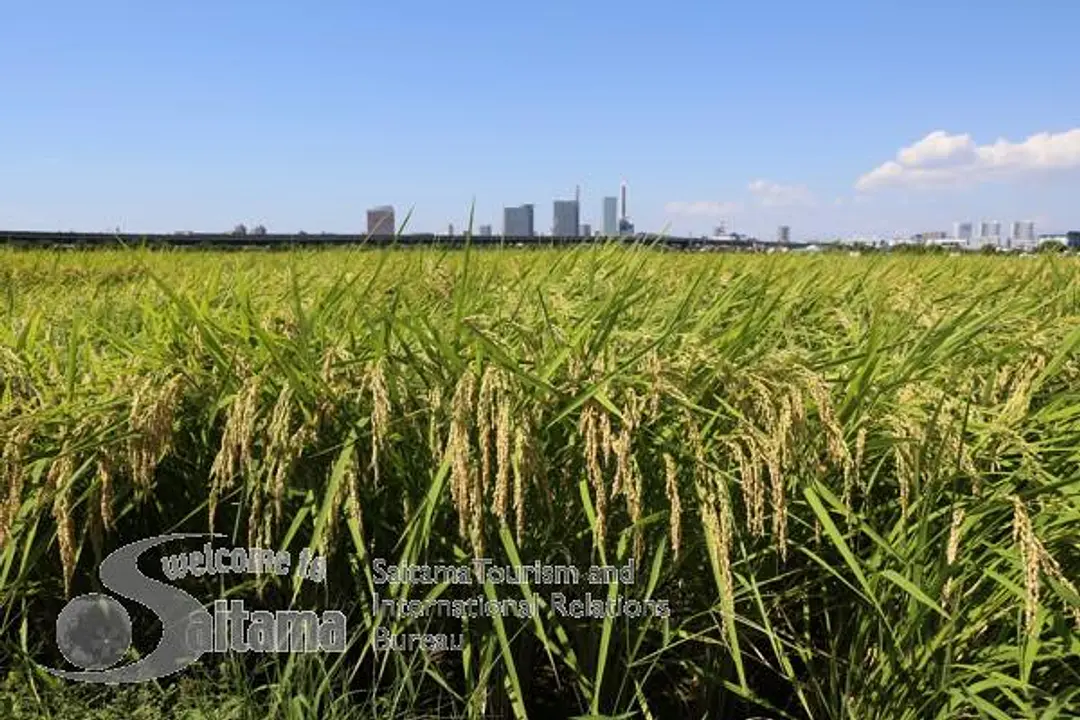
[1,245,1078,719]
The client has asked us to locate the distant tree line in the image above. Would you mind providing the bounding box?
[231,224,267,236]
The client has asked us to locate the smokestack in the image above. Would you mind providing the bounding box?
[620,181,627,220]
[575,185,581,236]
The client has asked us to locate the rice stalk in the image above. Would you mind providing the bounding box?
[127,374,184,499]
[209,376,262,534]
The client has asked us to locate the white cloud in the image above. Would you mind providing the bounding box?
[856,128,1080,191]
[748,180,816,207]
[664,200,742,217]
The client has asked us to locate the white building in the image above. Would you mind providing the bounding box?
[1010,221,1036,249]
[366,206,395,236]
[976,220,1003,248]
[954,222,973,242]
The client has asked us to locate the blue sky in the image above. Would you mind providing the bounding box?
[2,0,1078,239]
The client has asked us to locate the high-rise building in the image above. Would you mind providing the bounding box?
[602,197,618,236]
[777,225,791,244]
[367,206,395,236]
[581,223,592,237]
[954,222,973,241]
[553,199,580,236]
[976,220,1003,248]
[1011,221,1036,247]
[524,204,534,236]
[478,224,492,237]
[503,204,535,236]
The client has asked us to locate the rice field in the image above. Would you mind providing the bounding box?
[1,245,1079,719]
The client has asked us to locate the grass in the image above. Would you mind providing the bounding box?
[1,244,1079,719]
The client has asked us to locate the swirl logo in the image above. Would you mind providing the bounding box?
[48,533,220,684]
[47,533,346,685]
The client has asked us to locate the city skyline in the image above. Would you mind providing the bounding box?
[2,1,1079,237]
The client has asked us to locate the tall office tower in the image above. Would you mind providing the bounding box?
[777,225,791,244]
[524,204,534,236]
[581,223,592,237]
[553,199,580,236]
[448,224,454,237]
[954,222,973,241]
[1023,221,1036,244]
[478,224,492,237]
[1012,221,1036,247]
[989,221,1001,238]
[602,197,618,236]
[978,221,992,239]
[366,206,395,236]
[503,204,535,236]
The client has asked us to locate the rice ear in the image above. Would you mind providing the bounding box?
[663,452,683,561]
[48,450,77,598]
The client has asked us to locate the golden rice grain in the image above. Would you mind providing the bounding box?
[854,426,867,494]
[367,359,391,488]
[1033,535,1080,632]
[428,384,445,466]
[511,414,533,543]
[663,452,683,561]
[599,410,613,471]
[48,450,76,598]
[580,403,607,551]
[97,456,115,532]
[127,374,184,498]
[613,427,643,559]
[942,506,965,604]
[447,371,477,551]
[1011,496,1039,635]
[646,350,663,417]
[209,376,262,533]
[765,435,787,561]
[493,392,512,527]
[729,437,765,538]
[265,383,295,529]
[344,442,365,553]
[477,366,497,498]
[0,427,32,549]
